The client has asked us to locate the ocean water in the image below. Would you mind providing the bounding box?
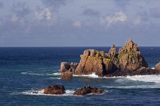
[1,47,160,106]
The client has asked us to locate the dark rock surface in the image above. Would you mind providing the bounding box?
[43,85,65,94]
[60,62,78,80]
[73,86,104,95]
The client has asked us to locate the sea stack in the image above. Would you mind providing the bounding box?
[118,39,148,71]
[59,39,160,79]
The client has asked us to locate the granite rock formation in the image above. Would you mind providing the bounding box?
[60,62,78,80]
[118,39,148,71]
[75,49,115,76]
[59,39,160,78]
[43,85,65,94]
[155,63,160,71]
[73,86,104,95]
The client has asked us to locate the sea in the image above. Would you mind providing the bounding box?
[1,47,160,106]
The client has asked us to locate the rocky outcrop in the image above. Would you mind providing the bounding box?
[59,39,160,78]
[73,86,104,95]
[75,49,116,76]
[155,63,160,71]
[118,39,148,71]
[60,62,78,80]
[43,85,65,94]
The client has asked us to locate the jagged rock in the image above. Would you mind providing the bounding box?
[73,86,104,95]
[118,39,148,71]
[60,62,78,72]
[43,85,65,94]
[75,49,115,76]
[59,39,160,77]
[155,63,160,71]
[107,44,119,69]
[60,62,78,80]
[61,71,73,80]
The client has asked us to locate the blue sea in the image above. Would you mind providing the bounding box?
[1,47,160,106]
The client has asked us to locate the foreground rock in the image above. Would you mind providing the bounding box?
[74,86,104,95]
[43,85,65,94]
[60,62,78,80]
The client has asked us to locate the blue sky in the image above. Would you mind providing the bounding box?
[0,0,160,47]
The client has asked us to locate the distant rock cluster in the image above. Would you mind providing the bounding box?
[42,85,104,96]
[60,39,160,80]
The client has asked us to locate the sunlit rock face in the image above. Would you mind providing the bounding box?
[75,49,116,76]
[59,39,160,79]
[118,39,148,71]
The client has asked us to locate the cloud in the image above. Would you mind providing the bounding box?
[41,0,67,10]
[102,11,128,27]
[0,2,3,8]
[34,8,56,22]
[83,8,100,16]
[11,2,31,18]
[72,21,81,28]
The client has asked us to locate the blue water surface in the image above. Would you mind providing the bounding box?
[0,47,160,106]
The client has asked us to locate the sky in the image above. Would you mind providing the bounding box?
[0,0,160,47]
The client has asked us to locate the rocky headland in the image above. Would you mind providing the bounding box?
[60,39,160,79]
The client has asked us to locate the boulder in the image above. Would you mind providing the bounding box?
[73,86,104,95]
[61,71,73,80]
[60,62,78,80]
[43,85,65,94]
[118,39,148,71]
[155,63,160,71]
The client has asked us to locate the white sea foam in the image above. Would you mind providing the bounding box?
[103,84,160,89]
[21,88,107,96]
[151,67,155,69]
[51,72,61,76]
[22,89,75,96]
[21,72,60,76]
[73,73,99,78]
[126,75,160,83]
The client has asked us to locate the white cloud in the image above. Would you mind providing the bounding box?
[35,8,55,21]
[102,11,128,26]
[72,21,81,28]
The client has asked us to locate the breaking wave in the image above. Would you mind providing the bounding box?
[21,89,75,96]
[21,72,60,76]
[73,73,99,78]
[21,89,107,96]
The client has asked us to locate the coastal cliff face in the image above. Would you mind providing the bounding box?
[60,39,160,79]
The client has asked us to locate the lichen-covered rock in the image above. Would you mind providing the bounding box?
[43,85,65,94]
[60,62,78,80]
[75,49,115,76]
[73,86,104,95]
[118,39,148,71]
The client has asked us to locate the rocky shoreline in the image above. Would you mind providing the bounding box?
[60,39,160,80]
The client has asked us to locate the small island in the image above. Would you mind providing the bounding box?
[60,39,160,80]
